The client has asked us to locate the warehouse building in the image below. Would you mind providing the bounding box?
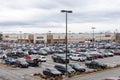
[2,33,116,44]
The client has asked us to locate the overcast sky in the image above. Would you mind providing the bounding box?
[0,0,120,33]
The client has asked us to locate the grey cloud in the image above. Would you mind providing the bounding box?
[0,0,93,10]
[0,21,30,26]
[0,0,120,31]
[69,10,120,23]
[0,10,120,28]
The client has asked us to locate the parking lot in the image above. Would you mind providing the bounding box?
[70,67,120,80]
[0,41,120,80]
[0,55,120,80]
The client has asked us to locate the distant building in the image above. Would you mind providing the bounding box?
[2,33,34,43]
[2,34,18,41]
[34,34,47,44]
[2,33,116,44]
[116,33,120,43]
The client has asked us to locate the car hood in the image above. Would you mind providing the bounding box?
[67,69,75,73]
[75,66,85,69]
[51,71,62,75]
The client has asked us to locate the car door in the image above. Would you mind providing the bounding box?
[91,61,98,68]
[44,69,50,76]
[71,54,78,60]
[46,69,51,76]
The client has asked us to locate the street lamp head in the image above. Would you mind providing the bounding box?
[67,11,72,13]
[61,10,66,12]
[61,10,72,13]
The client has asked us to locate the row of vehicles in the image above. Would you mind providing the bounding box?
[51,48,116,64]
[4,55,46,68]
[1,41,119,68]
[43,60,107,77]
[43,63,86,77]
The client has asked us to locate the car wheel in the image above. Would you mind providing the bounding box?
[19,65,22,68]
[15,64,18,67]
[79,59,81,62]
[70,57,72,60]
[53,59,56,62]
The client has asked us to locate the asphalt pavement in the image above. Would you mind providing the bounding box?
[0,55,120,80]
[69,67,120,80]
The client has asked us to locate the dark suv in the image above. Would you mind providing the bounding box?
[15,58,29,68]
[52,54,69,64]
[85,61,107,69]
[54,64,75,75]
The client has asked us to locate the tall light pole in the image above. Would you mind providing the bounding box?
[20,31,22,43]
[91,27,95,47]
[69,30,71,43]
[48,30,51,34]
[100,32,102,41]
[61,10,72,77]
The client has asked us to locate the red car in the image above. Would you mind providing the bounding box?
[113,50,120,55]
[23,55,31,60]
[96,53,104,58]
[22,55,39,67]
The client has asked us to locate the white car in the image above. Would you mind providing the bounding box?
[30,55,46,62]
[69,54,86,61]
[106,51,114,56]
[39,55,46,62]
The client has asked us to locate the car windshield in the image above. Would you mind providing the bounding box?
[104,50,109,53]
[50,68,59,73]
[41,56,45,58]
[67,65,73,69]
[94,61,103,65]
[71,63,80,67]
[18,58,27,63]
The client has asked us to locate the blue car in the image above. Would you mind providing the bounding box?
[4,57,16,65]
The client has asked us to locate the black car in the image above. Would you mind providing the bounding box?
[69,63,86,72]
[85,60,107,69]
[38,49,48,55]
[26,59,39,67]
[15,58,29,68]
[43,68,62,77]
[54,64,75,75]
[52,54,69,64]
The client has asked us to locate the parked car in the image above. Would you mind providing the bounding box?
[0,53,7,59]
[104,50,114,57]
[43,68,62,77]
[38,49,48,55]
[28,49,37,54]
[98,50,109,57]
[85,60,107,69]
[52,54,69,64]
[43,48,53,54]
[113,49,120,55]
[88,51,104,58]
[26,59,39,67]
[69,63,86,72]
[15,58,29,68]
[98,50,114,57]
[79,53,93,60]
[54,64,75,75]
[69,53,86,61]
[30,55,46,62]
[38,55,46,62]
[4,57,16,65]
[23,55,39,67]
